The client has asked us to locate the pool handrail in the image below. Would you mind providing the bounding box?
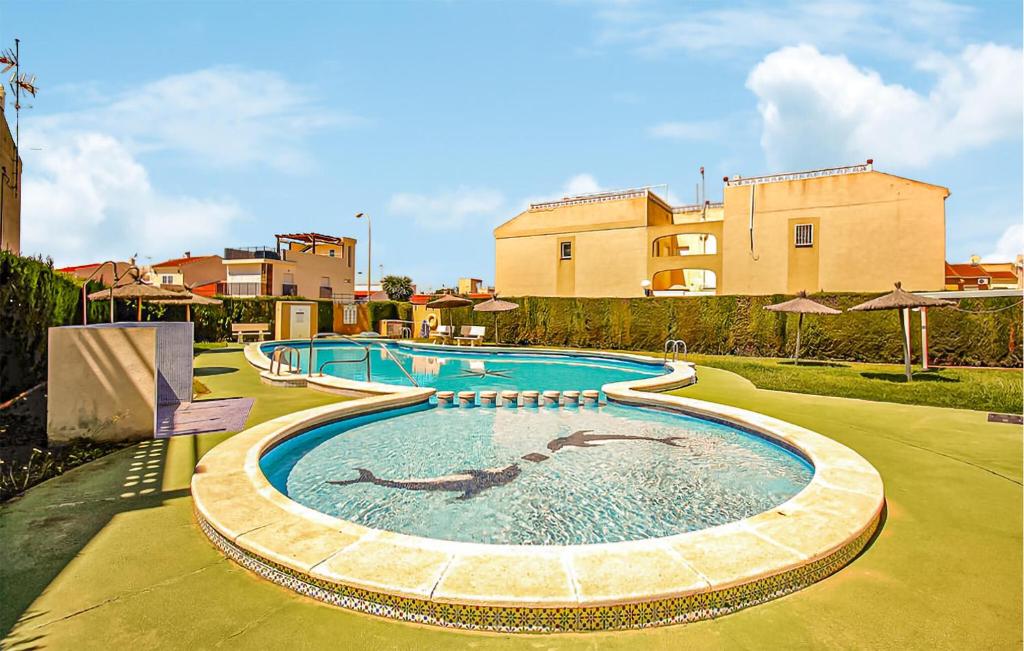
[271,345,301,376]
[312,333,372,380]
[663,339,687,362]
[375,343,419,387]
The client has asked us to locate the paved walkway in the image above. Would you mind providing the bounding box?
[156,398,254,438]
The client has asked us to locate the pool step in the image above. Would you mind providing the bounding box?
[436,389,603,409]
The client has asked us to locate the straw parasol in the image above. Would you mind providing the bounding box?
[764,291,840,363]
[848,282,954,381]
[87,282,186,321]
[426,293,473,328]
[149,289,223,322]
[473,296,519,344]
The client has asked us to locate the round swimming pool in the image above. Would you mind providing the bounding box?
[260,403,813,545]
[259,341,666,394]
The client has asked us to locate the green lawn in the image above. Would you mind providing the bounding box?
[0,345,1020,649]
[678,353,1022,414]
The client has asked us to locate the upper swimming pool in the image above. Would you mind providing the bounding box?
[260,340,667,393]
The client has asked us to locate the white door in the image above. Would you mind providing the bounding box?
[290,305,311,339]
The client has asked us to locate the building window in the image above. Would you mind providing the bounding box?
[560,241,572,260]
[328,250,335,257]
[794,223,814,247]
[161,275,174,284]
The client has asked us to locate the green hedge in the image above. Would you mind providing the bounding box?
[0,253,83,400]
[449,294,1022,368]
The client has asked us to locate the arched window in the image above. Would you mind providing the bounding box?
[652,233,717,257]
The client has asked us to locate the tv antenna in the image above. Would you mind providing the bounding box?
[0,38,40,192]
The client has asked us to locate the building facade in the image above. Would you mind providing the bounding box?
[222,232,356,300]
[494,162,948,297]
[0,88,21,255]
[146,253,226,296]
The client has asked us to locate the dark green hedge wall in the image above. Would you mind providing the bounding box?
[445,294,1022,368]
[1,253,83,400]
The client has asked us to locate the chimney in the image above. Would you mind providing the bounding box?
[184,251,191,258]
[969,254,980,266]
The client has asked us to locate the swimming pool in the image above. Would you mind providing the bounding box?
[259,340,666,393]
[261,403,813,545]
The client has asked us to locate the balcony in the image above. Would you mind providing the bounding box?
[224,246,280,261]
[281,283,298,296]
[319,286,333,299]
[226,282,266,297]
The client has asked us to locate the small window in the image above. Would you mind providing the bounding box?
[328,249,335,257]
[161,275,174,284]
[560,241,572,260]
[794,224,814,247]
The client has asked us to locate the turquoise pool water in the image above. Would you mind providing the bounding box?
[261,404,813,545]
[261,341,665,393]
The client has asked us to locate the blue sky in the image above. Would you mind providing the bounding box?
[3,0,1022,289]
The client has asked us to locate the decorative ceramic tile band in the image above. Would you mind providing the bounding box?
[198,511,881,632]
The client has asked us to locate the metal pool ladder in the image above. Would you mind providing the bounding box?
[313,333,372,381]
[271,345,301,375]
[663,339,687,362]
[376,344,419,387]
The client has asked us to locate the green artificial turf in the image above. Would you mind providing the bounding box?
[0,347,1020,649]
[678,353,1023,414]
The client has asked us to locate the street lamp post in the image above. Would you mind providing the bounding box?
[355,212,371,299]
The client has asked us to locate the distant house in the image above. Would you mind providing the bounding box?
[147,253,225,297]
[221,232,356,300]
[945,256,1022,291]
[57,261,135,286]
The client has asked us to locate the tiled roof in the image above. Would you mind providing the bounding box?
[151,255,218,269]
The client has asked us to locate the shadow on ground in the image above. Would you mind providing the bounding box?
[778,360,850,368]
[195,366,238,377]
[861,371,960,384]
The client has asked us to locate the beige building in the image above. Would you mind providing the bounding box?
[146,253,226,296]
[0,88,21,255]
[222,232,356,300]
[495,162,948,297]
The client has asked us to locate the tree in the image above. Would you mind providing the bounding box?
[381,274,414,301]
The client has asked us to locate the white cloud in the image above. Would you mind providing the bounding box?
[387,187,506,230]
[35,66,350,172]
[18,66,348,265]
[983,223,1024,262]
[562,173,603,196]
[595,0,973,60]
[648,120,723,141]
[21,132,241,265]
[746,43,1023,169]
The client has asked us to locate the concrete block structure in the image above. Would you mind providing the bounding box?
[47,322,194,443]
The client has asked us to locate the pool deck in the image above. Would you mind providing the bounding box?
[1,346,1019,649]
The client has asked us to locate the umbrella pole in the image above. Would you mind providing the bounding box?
[495,313,499,344]
[186,304,191,322]
[794,313,803,364]
[109,289,115,323]
[899,308,912,382]
[137,298,142,321]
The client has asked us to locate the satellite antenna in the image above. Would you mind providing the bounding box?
[0,39,40,192]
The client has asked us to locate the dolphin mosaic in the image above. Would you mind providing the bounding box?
[327,464,521,500]
[546,429,685,452]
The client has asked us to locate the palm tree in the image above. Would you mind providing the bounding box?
[381,274,414,301]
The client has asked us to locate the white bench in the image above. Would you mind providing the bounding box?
[430,325,453,344]
[231,323,270,343]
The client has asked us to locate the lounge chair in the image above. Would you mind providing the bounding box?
[430,325,453,344]
[454,325,486,346]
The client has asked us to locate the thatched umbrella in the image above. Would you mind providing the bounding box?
[149,290,223,321]
[87,282,186,322]
[764,291,840,363]
[848,282,954,381]
[473,296,519,344]
[426,293,473,329]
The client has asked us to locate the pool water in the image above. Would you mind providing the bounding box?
[263,341,665,394]
[261,404,813,545]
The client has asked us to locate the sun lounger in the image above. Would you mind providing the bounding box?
[454,325,486,346]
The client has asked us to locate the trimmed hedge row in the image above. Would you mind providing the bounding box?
[1,253,83,400]
[437,294,1022,368]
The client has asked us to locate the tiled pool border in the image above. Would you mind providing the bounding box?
[194,348,884,632]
